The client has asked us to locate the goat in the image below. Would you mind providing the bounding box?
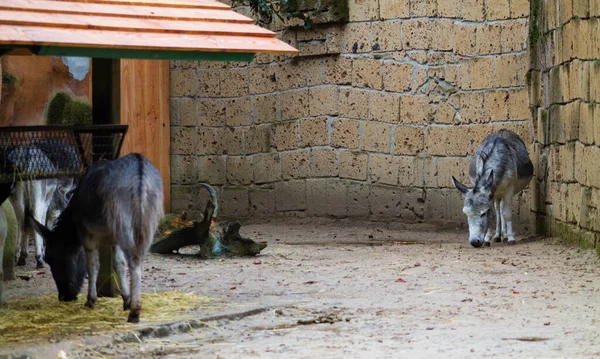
[451,129,533,248]
[28,153,164,323]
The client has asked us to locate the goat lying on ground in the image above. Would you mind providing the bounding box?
[28,153,164,323]
[451,129,533,248]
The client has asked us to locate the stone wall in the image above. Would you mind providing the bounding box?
[169,0,532,229]
[529,0,600,249]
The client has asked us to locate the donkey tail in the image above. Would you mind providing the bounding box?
[132,154,164,253]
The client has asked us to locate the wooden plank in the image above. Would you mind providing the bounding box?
[0,0,252,22]
[92,58,121,298]
[54,0,230,9]
[0,10,275,36]
[119,60,170,212]
[0,25,298,54]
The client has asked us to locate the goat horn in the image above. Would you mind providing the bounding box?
[199,183,219,218]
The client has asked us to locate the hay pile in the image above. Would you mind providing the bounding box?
[0,291,213,344]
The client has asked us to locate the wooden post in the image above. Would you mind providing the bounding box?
[92,58,120,298]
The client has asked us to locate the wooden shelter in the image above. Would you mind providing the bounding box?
[0,0,297,296]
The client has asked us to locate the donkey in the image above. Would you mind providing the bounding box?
[451,129,533,248]
[28,153,164,323]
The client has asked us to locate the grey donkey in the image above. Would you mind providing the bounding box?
[28,153,164,323]
[451,129,533,248]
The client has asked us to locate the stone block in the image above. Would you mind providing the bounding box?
[170,68,198,97]
[431,19,454,51]
[248,188,276,217]
[501,20,527,52]
[198,99,226,127]
[485,91,509,121]
[349,0,379,21]
[436,157,462,188]
[460,92,486,123]
[226,156,253,185]
[402,19,432,49]
[496,54,520,87]
[180,98,196,127]
[394,125,424,155]
[172,155,195,185]
[277,61,307,90]
[340,88,370,119]
[328,118,359,149]
[215,127,244,155]
[253,94,280,124]
[411,0,428,16]
[370,186,425,220]
[246,125,271,154]
[339,150,368,180]
[454,24,476,56]
[579,103,594,145]
[362,121,392,152]
[400,95,435,124]
[511,0,530,17]
[275,181,306,211]
[352,58,383,89]
[249,65,278,94]
[380,0,410,18]
[507,88,530,120]
[425,125,470,156]
[198,69,221,97]
[196,127,217,155]
[271,121,299,151]
[369,154,399,185]
[171,126,195,155]
[383,62,413,92]
[323,56,352,85]
[476,23,502,55]
[281,89,310,120]
[310,147,339,177]
[347,182,370,217]
[372,21,403,52]
[253,153,282,184]
[341,22,371,54]
[220,187,249,218]
[398,156,425,187]
[438,0,458,17]
[300,117,329,147]
[281,149,310,179]
[486,0,509,19]
[470,57,496,89]
[309,86,339,116]
[436,102,457,124]
[226,97,252,127]
[220,68,249,97]
[369,92,400,123]
[306,179,348,217]
[197,155,226,185]
[170,98,181,126]
[461,0,485,20]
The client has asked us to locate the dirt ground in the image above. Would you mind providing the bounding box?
[2,218,600,359]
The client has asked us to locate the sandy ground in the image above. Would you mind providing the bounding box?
[2,218,600,358]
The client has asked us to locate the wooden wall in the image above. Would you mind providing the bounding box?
[119,59,171,211]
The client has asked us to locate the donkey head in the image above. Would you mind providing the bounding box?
[452,162,496,248]
[26,205,86,301]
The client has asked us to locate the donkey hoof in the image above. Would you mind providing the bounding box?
[123,297,131,311]
[507,240,517,245]
[85,299,96,309]
[493,236,502,243]
[483,241,491,247]
[35,260,45,269]
[127,310,140,323]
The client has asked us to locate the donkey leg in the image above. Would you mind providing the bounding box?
[113,246,131,310]
[501,194,516,244]
[127,256,143,323]
[493,198,502,243]
[85,248,100,309]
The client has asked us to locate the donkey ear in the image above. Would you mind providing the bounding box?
[451,176,469,194]
[25,206,53,241]
[475,155,485,174]
[481,169,495,190]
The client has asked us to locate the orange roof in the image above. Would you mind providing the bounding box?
[0,0,298,58]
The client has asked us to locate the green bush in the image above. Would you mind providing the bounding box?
[46,92,92,125]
